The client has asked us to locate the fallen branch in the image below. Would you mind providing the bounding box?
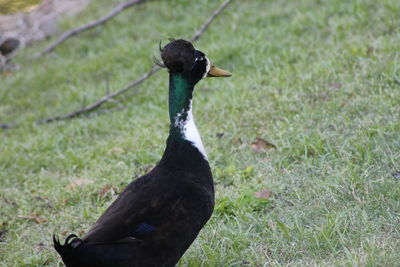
[36,0,233,124]
[190,0,233,42]
[37,66,158,123]
[38,0,147,57]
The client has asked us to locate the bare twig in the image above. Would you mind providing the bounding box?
[37,66,159,123]
[34,0,234,124]
[38,0,147,56]
[190,0,233,42]
[88,105,127,118]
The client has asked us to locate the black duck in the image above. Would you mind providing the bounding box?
[54,39,231,267]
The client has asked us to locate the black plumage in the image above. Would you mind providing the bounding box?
[54,39,230,267]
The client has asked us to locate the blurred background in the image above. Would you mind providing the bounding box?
[1,0,399,266]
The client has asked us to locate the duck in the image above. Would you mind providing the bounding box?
[54,39,231,267]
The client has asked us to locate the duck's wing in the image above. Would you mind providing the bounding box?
[83,173,177,243]
[56,171,213,266]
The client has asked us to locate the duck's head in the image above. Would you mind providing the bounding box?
[160,39,231,84]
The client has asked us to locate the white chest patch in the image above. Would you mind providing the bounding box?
[174,101,208,160]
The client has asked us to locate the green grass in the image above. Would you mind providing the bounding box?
[1,0,400,266]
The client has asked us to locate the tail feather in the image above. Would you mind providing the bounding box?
[53,233,141,267]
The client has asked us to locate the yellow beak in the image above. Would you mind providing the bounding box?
[207,65,232,77]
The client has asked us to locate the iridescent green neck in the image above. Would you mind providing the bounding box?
[166,73,208,159]
[168,73,194,140]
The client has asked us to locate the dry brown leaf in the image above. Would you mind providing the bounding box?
[60,231,68,236]
[251,137,276,152]
[231,137,243,145]
[367,46,374,55]
[254,189,273,199]
[66,178,94,190]
[17,212,48,224]
[109,147,125,155]
[329,82,342,89]
[98,185,117,198]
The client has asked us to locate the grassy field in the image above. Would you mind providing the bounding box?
[1,0,400,266]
